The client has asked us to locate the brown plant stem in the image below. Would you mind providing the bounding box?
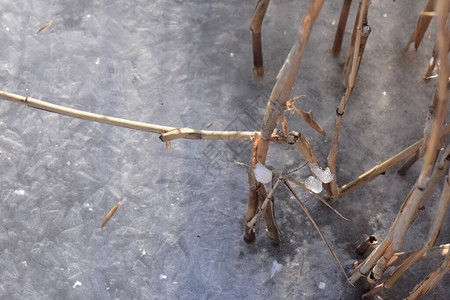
[332,0,352,56]
[327,0,371,198]
[244,0,325,242]
[405,252,450,300]
[404,0,436,51]
[338,124,449,198]
[386,244,450,268]
[0,90,300,144]
[250,0,270,76]
[364,171,449,298]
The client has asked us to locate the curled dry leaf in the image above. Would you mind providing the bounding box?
[292,106,326,137]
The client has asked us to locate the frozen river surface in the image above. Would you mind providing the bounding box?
[0,0,448,299]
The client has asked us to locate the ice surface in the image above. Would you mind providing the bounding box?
[309,163,334,184]
[254,162,272,184]
[0,1,448,299]
[304,176,323,194]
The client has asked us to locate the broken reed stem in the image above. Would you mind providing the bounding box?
[386,244,450,268]
[282,180,350,282]
[244,0,325,242]
[418,0,449,188]
[332,0,352,56]
[250,0,270,76]
[246,178,281,229]
[378,172,449,293]
[327,0,371,198]
[338,124,450,198]
[405,252,450,300]
[0,90,300,144]
[404,0,436,51]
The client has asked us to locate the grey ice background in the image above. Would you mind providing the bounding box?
[0,0,448,299]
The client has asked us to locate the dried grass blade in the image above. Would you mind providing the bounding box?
[283,180,351,283]
[100,202,121,229]
[286,176,348,221]
[36,22,51,34]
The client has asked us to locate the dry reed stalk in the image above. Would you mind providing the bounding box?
[350,152,449,284]
[405,252,450,300]
[0,90,302,145]
[338,124,450,198]
[362,170,449,298]
[332,0,352,56]
[404,0,436,51]
[386,244,450,268]
[355,235,378,255]
[245,133,280,245]
[244,0,325,242]
[327,0,371,199]
[250,0,270,76]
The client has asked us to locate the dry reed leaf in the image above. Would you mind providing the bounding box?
[205,122,213,129]
[100,202,121,229]
[292,106,326,136]
[283,180,350,283]
[36,22,51,34]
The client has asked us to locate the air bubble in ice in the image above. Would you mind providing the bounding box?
[254,163,272,184]
[305,176,323,193]
[270,260,282,278]
[73,281,82,288]
[318,282,326,289]
[308,164,333,183]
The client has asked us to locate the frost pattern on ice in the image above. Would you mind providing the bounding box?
[305,176,323,193]
[308,164,333,183]
[270,260,283,278]
[254,163,272,184]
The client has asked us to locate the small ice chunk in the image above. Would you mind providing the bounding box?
[254,163,272,184]
[73,281,82,288]
[230,52,234,58]
[305,176,323,193]
[270,260,283,278]
[318,282,326,289]
[382,91,387,96]
[159,274,167,280]
[14,189,25,196]
[309,164,334,183]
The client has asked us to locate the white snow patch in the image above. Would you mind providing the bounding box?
[318,282,326,289]
[304,176,323,193]
[254,163,272,184]
[309,164,334,183]
[270,260,283,278]
[159,274,167,280]
[14,189,25,196]
[73,281,82,288]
